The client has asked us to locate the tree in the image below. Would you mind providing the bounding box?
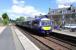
[16,16,25,22]
[0,17,2,23]
[2,13,9,25]
[19,17,25,22]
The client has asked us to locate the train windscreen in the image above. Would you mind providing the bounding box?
[41,20,51,26]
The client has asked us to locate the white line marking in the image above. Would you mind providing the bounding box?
[12,26,40,50]
[0,26,6,34]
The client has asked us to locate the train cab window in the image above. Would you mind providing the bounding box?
[41,20,51,26]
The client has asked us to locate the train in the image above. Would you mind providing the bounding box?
[16,17,53,35]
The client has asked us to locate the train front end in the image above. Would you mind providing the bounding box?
[39,18,52,35]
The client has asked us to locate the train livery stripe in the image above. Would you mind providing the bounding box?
[42,26,51,30]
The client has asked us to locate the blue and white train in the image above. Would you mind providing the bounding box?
[16,17,53,35]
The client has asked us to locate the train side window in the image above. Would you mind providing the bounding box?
[32,21,39,26]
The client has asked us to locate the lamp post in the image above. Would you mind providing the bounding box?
[62,9,65,29]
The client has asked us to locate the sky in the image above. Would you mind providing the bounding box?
[0,0,76,19]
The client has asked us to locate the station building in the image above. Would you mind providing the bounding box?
[47,6,76,26]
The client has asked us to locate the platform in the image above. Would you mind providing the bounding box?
[0,26,25,50]
[52,29,76,37]
[0,26,40,50]
[11,26,40,50]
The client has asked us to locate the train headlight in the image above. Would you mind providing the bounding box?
[42,26,51,30]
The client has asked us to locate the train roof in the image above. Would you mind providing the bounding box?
[41,18,50,21]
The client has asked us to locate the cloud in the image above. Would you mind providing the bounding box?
[13,0,18,4]
[58,4,70,8]
[8,0,46,19]
[13,0,25,4]
[11,5,46,16]
[12,5,24,14]
[56,0,76,8]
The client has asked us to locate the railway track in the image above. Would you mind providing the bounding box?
[17,26,76,50]
[29,34,76,50]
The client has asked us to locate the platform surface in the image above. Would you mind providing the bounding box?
[53,29,76,37]
[0,26,24,50]
[12,26,40,50]
[0,26,40,50]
